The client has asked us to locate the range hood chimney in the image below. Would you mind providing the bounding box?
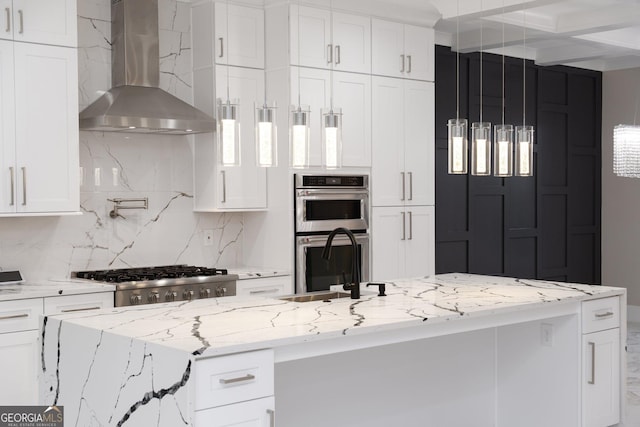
[79,0,215,135]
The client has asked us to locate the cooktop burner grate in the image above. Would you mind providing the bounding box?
[75,265,229,283]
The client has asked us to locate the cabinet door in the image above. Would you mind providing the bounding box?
[372,19,404,79]
[195,396,275,427]
[290,5,331,69]
[404,80,434,206]
[0,0,11,41]
[404,206,435,278]
[215,65,267,209]
[290,66,329,167]
[403,25,434,82]
[215,3,264,69]
[372,76,405,206]
[583,328,620,427]
[0,40,15,213]
[12,0,77,47]
[332,11,370,74]
[14,43,79,213]
[332,71,371,167]
[0,330,39,405]
[371,206,405,281]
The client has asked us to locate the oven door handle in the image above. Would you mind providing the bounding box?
[299,234,368,244]
[297,189,369,197]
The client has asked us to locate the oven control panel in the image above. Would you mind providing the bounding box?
[299,175,367,188]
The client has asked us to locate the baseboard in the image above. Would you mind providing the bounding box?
[628,305,640,323]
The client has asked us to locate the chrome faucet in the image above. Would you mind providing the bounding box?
[321,227,360,299]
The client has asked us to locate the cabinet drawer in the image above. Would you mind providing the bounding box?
[195,349,274,411]
[0,298,43,333]
[195,396,275,426]
[582,296,620,334]
[44,292,113,315]
[237,276,292,297]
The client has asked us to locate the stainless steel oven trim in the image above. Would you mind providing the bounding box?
[295,174,369,189]
[295,233,370,294]
[295,189,369,233]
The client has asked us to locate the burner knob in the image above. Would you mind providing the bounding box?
[183,290,195,301]
[199,288,211,298]
[165,291,177,302]
[215,287,227,297]
[148,292,159,303]
[130,295,142,305]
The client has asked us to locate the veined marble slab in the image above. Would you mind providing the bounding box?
[40,273,625,426]
[0,279,115,301]
[231,268,291,280]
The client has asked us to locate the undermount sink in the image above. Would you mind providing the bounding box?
[279,291,352,303]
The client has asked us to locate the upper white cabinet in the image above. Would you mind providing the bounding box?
[0,0,76,47]
[193,65,267,211]
[0,41,79,214]
[372,19,433,81]
[371,76,434,207]
[193,1,264,70]
[290,5,370,74]
[290,66,371,168]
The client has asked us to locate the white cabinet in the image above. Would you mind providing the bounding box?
[237,275,292,297]
[194,349,275,427]
[192,1,264,70]
[372,19,433,81]
[193,66,267,211]
[371,205,434,281]
[372,76,433,207]
[0,0,76,47]
[290,67,371,167]
[0,41,79,214]
[44,292,114,315]
[582,297,621,427]
[0,330,39,405]
[290,5,370,74]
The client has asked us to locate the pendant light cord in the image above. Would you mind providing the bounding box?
[456,0,460,120]
[479,0,483,123]
[225,0,230,101]
[296,0,301,108]
[501,1,505,126]
[522,10,526,126]
[329,0,334,111]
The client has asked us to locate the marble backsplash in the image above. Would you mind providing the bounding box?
[0,0,243,280]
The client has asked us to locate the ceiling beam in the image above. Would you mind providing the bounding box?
[535,42,628,66]
[554,3,640,36]
[433,0,564,20]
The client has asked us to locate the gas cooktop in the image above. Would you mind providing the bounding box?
[74,265,228,283]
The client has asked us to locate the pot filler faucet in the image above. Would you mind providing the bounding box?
[322,227,361,299]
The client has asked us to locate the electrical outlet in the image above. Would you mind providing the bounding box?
[541,323,553,347]
[203,230,214,246]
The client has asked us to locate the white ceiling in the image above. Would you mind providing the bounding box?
[429,0,640,71]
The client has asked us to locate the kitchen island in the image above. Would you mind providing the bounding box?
[39,273,626,426]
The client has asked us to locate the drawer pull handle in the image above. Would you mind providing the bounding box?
[250,289,279,295]
[219,373,255,385]
[4,7,9,33]
[588,341,595,384]
[0,313,29,321]
[594,311,614,318]
[267,409,275,427]
[61,306,101,313]
[218,37,223,58]
[17,9,22,34]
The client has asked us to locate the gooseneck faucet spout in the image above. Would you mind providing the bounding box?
[321,227,360,299]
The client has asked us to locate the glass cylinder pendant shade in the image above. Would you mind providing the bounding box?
[322,108,342,169]
[290,105,311,169]
[494,124,514,177]
[448,118,468,174]
[471,122,492,176]
[613,124,640,178]
[255,102,277,167]
[515,125,534,176]
[217,98,241,166]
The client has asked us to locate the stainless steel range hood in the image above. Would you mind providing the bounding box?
[79,0,215,135]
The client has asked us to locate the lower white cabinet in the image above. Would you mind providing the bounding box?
[0,329,39,405]
[582,296,621,427]
[237,276,292,297]
[194,396,275,426]
[371,205,434,281]
[44,292,114,315]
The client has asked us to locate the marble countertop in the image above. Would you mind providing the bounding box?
[230,268,290,280]
[0,279,116,302]
[46,273,625,358]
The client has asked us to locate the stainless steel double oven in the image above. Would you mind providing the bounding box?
[294,174,370,293]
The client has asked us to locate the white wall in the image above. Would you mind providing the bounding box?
[0,0,244,280]
[602,67,640,305]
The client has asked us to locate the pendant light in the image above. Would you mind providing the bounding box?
[515,10,534,177]
[322,0,342,169]
[613,67,640,178]
[494,2,513,177]
[290,0,311,169]
[255,12,277,167]
[448,0,468,175]
[471,2,491,176]
[217,0,240,166]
